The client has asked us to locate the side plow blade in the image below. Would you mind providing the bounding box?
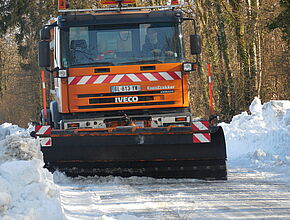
[41,126,227,180]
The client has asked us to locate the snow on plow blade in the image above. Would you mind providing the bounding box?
[41,126,227,180]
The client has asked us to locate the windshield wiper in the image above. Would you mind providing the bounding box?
[120,59,162,65]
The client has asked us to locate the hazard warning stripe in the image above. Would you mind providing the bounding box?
[191,121,209,132]
[35,125,51,135]
[193,133,211,143]
[68,72,182,85]
[39,138,52,147]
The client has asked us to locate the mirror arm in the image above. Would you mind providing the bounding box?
[45,67,59,74]
[192,19,197,35]
[183,17,197,35]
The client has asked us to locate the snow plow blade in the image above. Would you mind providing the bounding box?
[41,126,227,180]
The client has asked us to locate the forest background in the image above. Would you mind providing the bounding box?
[0,0,289,127]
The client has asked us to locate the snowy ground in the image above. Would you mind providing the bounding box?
[54,169,290,220]
[0,97,289,219]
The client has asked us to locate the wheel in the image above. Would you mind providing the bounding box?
[40,109,52,125]
[50,101,61,129]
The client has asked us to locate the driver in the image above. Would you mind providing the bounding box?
[142,27,174,58]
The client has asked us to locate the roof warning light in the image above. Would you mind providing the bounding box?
[171,0,179,5]
[58,0,69,10]
[101,0,136,5]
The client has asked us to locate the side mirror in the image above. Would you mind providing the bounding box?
[38,41,50,67]
[190,35,201,55]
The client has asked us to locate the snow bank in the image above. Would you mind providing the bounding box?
[221,97,290,177]
[0,123,65,219]
[0,123,42,162]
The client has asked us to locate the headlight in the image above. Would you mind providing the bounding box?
[58,69,68,78]
[182,62,195,72]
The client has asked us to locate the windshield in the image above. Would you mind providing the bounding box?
[60,23,183,67]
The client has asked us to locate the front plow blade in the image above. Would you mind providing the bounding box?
[41,126,227,180]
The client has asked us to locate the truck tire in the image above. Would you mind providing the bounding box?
[41,109,52,125]
[50,101,61,129]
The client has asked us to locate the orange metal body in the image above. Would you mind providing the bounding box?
[59,63,189,113]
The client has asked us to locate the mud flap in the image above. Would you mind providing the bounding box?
[41,126,227,180]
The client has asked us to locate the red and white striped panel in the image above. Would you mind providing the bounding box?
[68,71,182,85]
[39,138,52,147]
[191,121,209,132]
[35,125,51,135]
[34,126,52,147]
[193,133,211,143]
[192,121,210,143]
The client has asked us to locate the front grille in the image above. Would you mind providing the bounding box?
[78,101,175,109]
[89,96,154,104]
[78,90,174,98]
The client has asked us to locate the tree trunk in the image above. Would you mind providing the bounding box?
[214,0,235,119]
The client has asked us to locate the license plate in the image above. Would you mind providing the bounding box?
[111,85,141,93]
[134,121,144,128]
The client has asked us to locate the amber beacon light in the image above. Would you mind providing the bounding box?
[101,0,136,5]
[171,0,179,4]
[58,0,69,10]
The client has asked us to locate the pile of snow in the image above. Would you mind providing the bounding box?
[0,123,65,219]
[221,97,290,176]
[0,124,42,162]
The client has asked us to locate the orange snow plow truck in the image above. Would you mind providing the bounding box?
[33,0,227,180]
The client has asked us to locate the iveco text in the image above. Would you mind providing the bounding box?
[115,96,139,103]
